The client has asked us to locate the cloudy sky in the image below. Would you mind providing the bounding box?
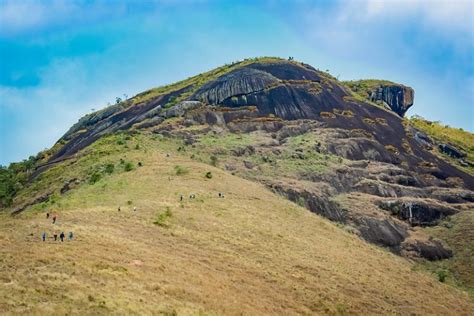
[0,0,473,165]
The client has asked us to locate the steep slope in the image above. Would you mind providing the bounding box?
[1,132,472,314]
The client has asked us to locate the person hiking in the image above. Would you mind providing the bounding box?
[52,215,57,224]
[42,232,46,242]
[133,206,137,212]
[68,232,73,240]
[180,195,184,202]
[60,232,65,242]
[46,212,50,219]
[53,233,58,241]
[118,206,121,212]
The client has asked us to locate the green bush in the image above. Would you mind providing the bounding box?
[205,171,213,179]
[210,155,218,166]
[89,172,102,184]
[437,269,448,283]
[124,162,134,172]
[174,165,188,176]
[154,207,172,227]
[104,163,115,174]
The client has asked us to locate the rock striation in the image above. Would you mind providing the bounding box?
[369,84,414,117]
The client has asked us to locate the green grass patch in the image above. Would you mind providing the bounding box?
[174,165,189,176]
[154,207,173,227]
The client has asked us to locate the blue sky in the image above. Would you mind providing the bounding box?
[0,0,473,165]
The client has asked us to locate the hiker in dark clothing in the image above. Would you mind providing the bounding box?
[180,195,184,202]
[52,215,57,224]
[118,206,121,212]
[53,233,58,241]
[46,212,50,219]
[42,232,46,242]
[60,232,65,242]
[68,232,73,240]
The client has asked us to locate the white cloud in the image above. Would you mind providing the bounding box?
[0,0,129,36]
[358,0,473,33]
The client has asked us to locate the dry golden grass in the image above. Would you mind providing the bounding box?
[0,145,473,314]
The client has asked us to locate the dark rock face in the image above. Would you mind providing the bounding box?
[355,217,408,247]
[326,138,397,163]
[60,178,80,194]
[401,239,453,260]
[193,68,280,104]
[11,192,52,215]
[163,101,202,118]
[377,200,457,226]
[370,85,414,117]
[267,182,346,222]
[438,144,466,159]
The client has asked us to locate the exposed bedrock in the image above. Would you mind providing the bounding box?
[265,182,346,222]
[438,143,466,159]
[369,84,414,117]
[354,217,408,248]
[192,68,280,104]
[377,199,458,226]
[326,138,398,163]
[401,239,453,261]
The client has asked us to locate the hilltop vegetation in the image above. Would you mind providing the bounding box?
[409,115,474,174]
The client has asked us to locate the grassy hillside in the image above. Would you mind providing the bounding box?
[419,210,474,298]
[409,116,474,174]
[1,132,472,314]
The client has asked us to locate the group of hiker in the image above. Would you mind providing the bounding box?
[179,192,225,201]
[42,212,74,243]
[180,194,197,201]
[42,231,73,242]
[39,189,226,242]
[117,206,137,212]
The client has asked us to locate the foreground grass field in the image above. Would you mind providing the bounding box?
[1,134,473,314]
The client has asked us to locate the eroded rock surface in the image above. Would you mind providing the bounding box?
[370,84,414,117]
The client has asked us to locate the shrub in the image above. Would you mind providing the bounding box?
[127,200,132,205]
[363,118,376,125]
[154,207,172,227]
[89,172,102,184]
[385,145,399,155]
[175,165,188,176]
[104,163,115,174]
[320,111,336,119]
[124,162,134,172]
[210,155,218,166]
[205,171,213,179]
[135,144,140,150]
[437,269,448,283]
[138,162,143,167]
[375,117,388,126]
[401,139,413,155]
[341,110,354,117]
